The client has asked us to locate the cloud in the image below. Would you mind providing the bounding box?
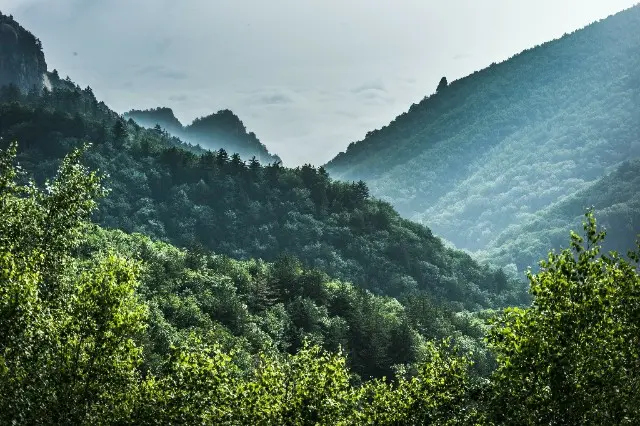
[152,37,172,55]
[255,93,293,105]
[168,94,189,102]
[6,0,637,166]
[136,65,188,80]
[351,81,386,94]
[453,52,473,60]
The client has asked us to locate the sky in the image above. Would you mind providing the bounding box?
[1,0,637,166]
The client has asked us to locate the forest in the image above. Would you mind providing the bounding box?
[2,6,640,425]
[0,79,526,312]
[478,159,640,271]
[326,5,640,272]
[1,142,638,424]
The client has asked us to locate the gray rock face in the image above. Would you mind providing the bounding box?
[0,13,47,92]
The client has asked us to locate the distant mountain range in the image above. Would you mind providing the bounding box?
[125,107,281,164]
[0,9,509,392]
[326,5,640,270]
[2,3,638,282]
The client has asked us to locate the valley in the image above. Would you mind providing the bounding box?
[0,4,639,424]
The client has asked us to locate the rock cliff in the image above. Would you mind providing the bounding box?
[0,12,47,92]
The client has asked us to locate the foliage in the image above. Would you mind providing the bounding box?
[487,211,640,424]
[1,129,640,425]
[0,144,481,424]
[0,143,147,424]
[478,159,640,271]
[3,10,640,424]
[81,221,494,380]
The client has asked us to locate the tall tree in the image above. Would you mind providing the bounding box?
[487,211,640,424]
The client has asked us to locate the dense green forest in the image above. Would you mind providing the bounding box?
[0,80,525,311]
[2,144,638,424]
[478,159,640,271]
[124,106,281,164]
[326,5,640,269]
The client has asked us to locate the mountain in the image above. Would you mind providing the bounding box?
[0,11,514,383]
[325,5,640,263]
[123,106,183,135]
[0,12,507,387]
[3,9,640,425]
[0,11,47,93]
[478,158,640,271]
[125,106,281,164]
[0,13,524,311]
[0,85,524,311]
[3,132,638,424]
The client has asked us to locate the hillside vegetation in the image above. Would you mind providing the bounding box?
[326,5,640,265]
[3,7,640,423]
[0,82,525,311]
[2,144,638,424]
[479,158,640,270]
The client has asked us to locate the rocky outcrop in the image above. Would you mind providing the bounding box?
[0,12,47,92]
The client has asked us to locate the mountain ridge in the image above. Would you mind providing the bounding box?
[478,158,640,271]
[325,4,640,260]
[125,106,281,164]
[0,63,525,313]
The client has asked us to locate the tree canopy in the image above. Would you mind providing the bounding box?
[1,143,638,424]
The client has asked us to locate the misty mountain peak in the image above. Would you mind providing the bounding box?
[125,106,280,163]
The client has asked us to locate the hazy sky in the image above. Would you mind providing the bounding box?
[1,0,637,165]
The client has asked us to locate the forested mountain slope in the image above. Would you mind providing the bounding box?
[125,107,281,164]
[478,158,640,270]
[326,5,640,257]
[0,85,523,310]
[3,9,640,424]
[2,145,638,423]
[83,224,495,381]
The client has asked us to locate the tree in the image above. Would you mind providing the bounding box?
[229,152,245,173]
[216,148,229,166]
[112,118,128,147]
[0,143,147,424]
[354,180,370,201]
[248,156,261,173]
[487,210,640,424]
[357,340,480,425]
